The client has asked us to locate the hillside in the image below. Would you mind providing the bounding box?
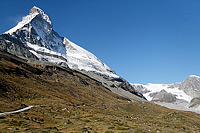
[0,50,200,132]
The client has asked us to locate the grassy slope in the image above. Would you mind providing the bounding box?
[0,51,200,132]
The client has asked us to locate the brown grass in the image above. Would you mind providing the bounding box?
[0,52,200,132]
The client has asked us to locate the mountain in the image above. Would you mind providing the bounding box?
[0,6,145,101]
[132,83,191,102]
[180,75,200,98]
[181,75,200,110]
[1,6,200,132]
[132,75,200,113]
[4,6,117,78]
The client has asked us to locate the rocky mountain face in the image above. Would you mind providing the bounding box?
[189,97,200,108]
[180,75,200,98]
[151,90,177,103]
[181,75,200,110]
[0,6,145,101]
[132,75,200,113]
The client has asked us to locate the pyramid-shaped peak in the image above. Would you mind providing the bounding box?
[30,6,43,14]
[29,6,50,17]
[29,6,52,25]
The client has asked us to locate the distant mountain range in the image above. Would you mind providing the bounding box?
[132,75,200,113]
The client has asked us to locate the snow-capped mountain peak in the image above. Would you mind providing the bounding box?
[3,6,118,78]
[29,6,52,25]
[132,75,200,113]
[181,75,200,98]
[5,13,38,34]
[6,6,52,35]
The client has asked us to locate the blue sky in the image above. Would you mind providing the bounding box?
[0,0,200,84]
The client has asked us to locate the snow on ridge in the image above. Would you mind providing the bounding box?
[26,38,118,78]
[29,50,66,64]
[5,12,39,34]
[26,42,64,57]
[63,38,119,78]
[5,6,52,35]
[188,75,200,79]
[133,83,192,102]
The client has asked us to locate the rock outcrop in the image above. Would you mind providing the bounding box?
[151,90,177,103]
[180,75,200,98]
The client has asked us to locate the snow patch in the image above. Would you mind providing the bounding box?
[133,83,192,102]
[29,50,66,64]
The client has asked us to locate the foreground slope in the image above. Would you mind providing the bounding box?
[0,51,200,132]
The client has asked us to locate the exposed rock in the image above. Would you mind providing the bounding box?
[149,92,158,97]
[168,83,181,89]
[151,90,177,103]
[189,97,200,108]
[179,75,200,98]
[79,70,146,101]
[0,34,38,60]
[132,84,150,94]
